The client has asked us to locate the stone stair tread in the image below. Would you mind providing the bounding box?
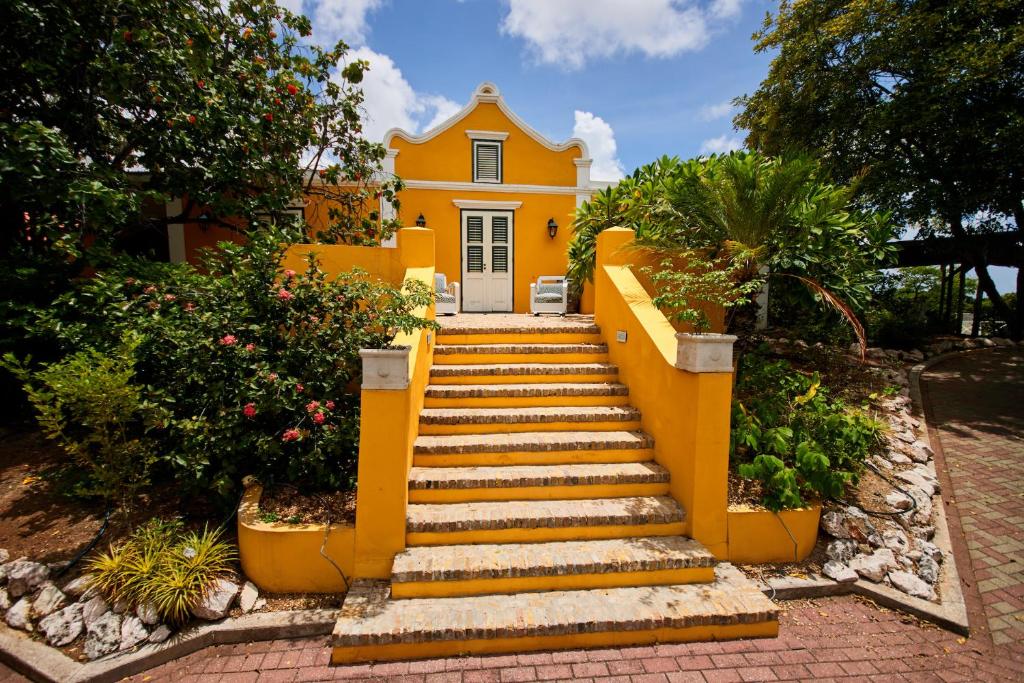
[419,405,640,425]
[425,382,628,398]
[333,564,777,647]
[407,496,685,533]
[438,317,601,336]
[434,343,608,355]
[414,430,654,454]
[408,462,669,490]
[391,536,715,583]
[430,363,618,377]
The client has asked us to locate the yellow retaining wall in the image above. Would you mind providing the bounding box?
[237,484,356,593]
[594,228,732,558]
[280,242,404,286]
[726,504,822,564]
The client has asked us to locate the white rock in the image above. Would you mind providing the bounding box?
[62,575,94,599]
[0,587,9,610]
[5,597,32,631]
[822,506,876,542]
[823,561,858,583]
[0,549,9,565]
[886,450,912,465]
[918,555,940,584]
[896,468,938,498]
[905,350,925,362]
[38,602,84,647]
[136,602,160,625]
[82,596,109,627]
[252,597,267,611]
[239,581,259,613]
[119,615,149,650]
[918,540,943,564]
[111,598,129,614]
[6,561,49,598]
[889,570,936,600]
[148,624,172,644]
[911,525,936,540]
[849,549,897,582]
[882,528,910,555]
[84,612,121,660]
[826,539,858,563]
[191,578,240,620]
[32,583,67,618]
[886,491,913,511]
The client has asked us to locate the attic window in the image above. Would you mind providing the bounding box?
[473,140,502,184]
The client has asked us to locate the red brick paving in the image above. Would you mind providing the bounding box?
[2,348,1022,682]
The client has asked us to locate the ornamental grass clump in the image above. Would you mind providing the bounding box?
[87,519,235,625]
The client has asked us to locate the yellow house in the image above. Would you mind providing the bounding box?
[382,82,602,313]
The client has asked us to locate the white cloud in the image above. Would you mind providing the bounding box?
[699,134,744,155]
[572,110,625,181]
[275,0,304,15]
[699,100,735,121]
[500,0,744,70]
[347,47,462,142]
[313,0,384,47]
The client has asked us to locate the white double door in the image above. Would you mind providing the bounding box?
[461,210,513,312]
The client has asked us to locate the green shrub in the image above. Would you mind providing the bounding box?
[731,350,883,510]
[87,519,235,625]
[2,335,158,511]
[36,228,435,498]
[642,254,763,332]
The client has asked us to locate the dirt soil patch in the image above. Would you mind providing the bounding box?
[258,483,356,526]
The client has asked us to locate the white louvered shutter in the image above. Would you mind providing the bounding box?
[473,142,501,183]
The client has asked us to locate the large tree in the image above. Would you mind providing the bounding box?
[736,0,1024,337]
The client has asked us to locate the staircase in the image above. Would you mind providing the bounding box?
[331,316,778,664]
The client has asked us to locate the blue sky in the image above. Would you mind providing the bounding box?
[280,0,1016,293]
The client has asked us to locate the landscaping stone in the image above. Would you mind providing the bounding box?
[239,581,259,613]
[120,614,149,650]
[32,583,66,618]
[61,574,93,599]
[886,491,913,510]
[896,466,939,497]
[821,506,876,542]
[888,570,936,601]
[911,524,936,540]
[885,449,912,465]
[6,560,50,598]
[825,539,858,563]
[136,601,160,625]
[822,561,858,583]
[82,595,109,627]
[5,597,32,631]
[191,578,239,620]
[0,549,9,565]
[848,549,896,582]
[918,540,943,564]
[85,611,122,660]
[252,597,267,611]
[918,555,940,584]
[112,598,129,614]
[148,624,172,644]
[38,602,83,647]
[0,587,9,610]
[882,528,910,555]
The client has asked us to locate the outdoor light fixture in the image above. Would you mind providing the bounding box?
[547,218,558,239]
[415,213,426,227]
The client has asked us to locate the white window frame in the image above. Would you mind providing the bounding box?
[472,140,503,184]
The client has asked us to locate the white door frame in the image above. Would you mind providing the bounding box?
[460,209,514,312]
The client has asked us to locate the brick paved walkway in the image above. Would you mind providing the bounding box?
[3,348,1022,682]
[920,348,1024,647]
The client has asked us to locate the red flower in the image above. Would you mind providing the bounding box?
[274,98,282,106]
[196,79,205,89]
[286,83,298,96]
[267,372,278,382]
[218,334,237,346]
[312,412,325,425]
[144,285,157,294]
[277,288,293,301]
[306,400,320,413]
[183,302,196,312]
[263,112,274,122]
[187,114,197,125]
[245,343,255,352]
[269,30,277,39]
[295,383,304,393]
[243,403,256,418]
[282,428,300,442]
[325,400,335,411]
[164,294,176,302]
[123,30,132,42]
[283,269,296,278]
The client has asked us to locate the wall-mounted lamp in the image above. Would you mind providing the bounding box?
[415,213,426,227]
[547,218,558,239]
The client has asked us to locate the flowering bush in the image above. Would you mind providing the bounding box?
[37,229,434,498]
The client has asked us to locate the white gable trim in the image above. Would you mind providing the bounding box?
[466,130,509,141]
[452,199,523,210]
[384,82,591,157]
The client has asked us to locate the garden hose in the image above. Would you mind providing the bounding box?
[55,508,111,579]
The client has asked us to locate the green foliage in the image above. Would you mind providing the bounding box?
[731,350,884,510]
[642,254,763,333]
[86,519,235,625]
[35,229,435,498]
[2,337,158,511]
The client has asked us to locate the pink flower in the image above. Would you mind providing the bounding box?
[144,285,157,294]
[309,315,320,324]
[325,400,335,411]
[164,294,176,302]
[267,372,278,382]
[312,412,325,425]
[243,403,256,418]
[295,383,304,393]
[183,302,196,312]
[277,288,293,301]
[245,343,255,352]
[306,400,319,413]
[218,334,237,346]
[125,278,136,286]
[282,428,300,442]
[283,269,296,278]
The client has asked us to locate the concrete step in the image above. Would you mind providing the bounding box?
[390,536,716,598]
[429,362,619,385]
[331,564,779,663]
[423,382,629,408]
[437,317,601,337]
[412,430,655,467]
[406,496,686,545]
[407,462,670,502]
[418,406,642,435]
[432,343,609,365]
[436,331,603,346]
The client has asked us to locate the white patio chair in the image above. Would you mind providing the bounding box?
[529,275,568,316]
[434,273,460,316]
